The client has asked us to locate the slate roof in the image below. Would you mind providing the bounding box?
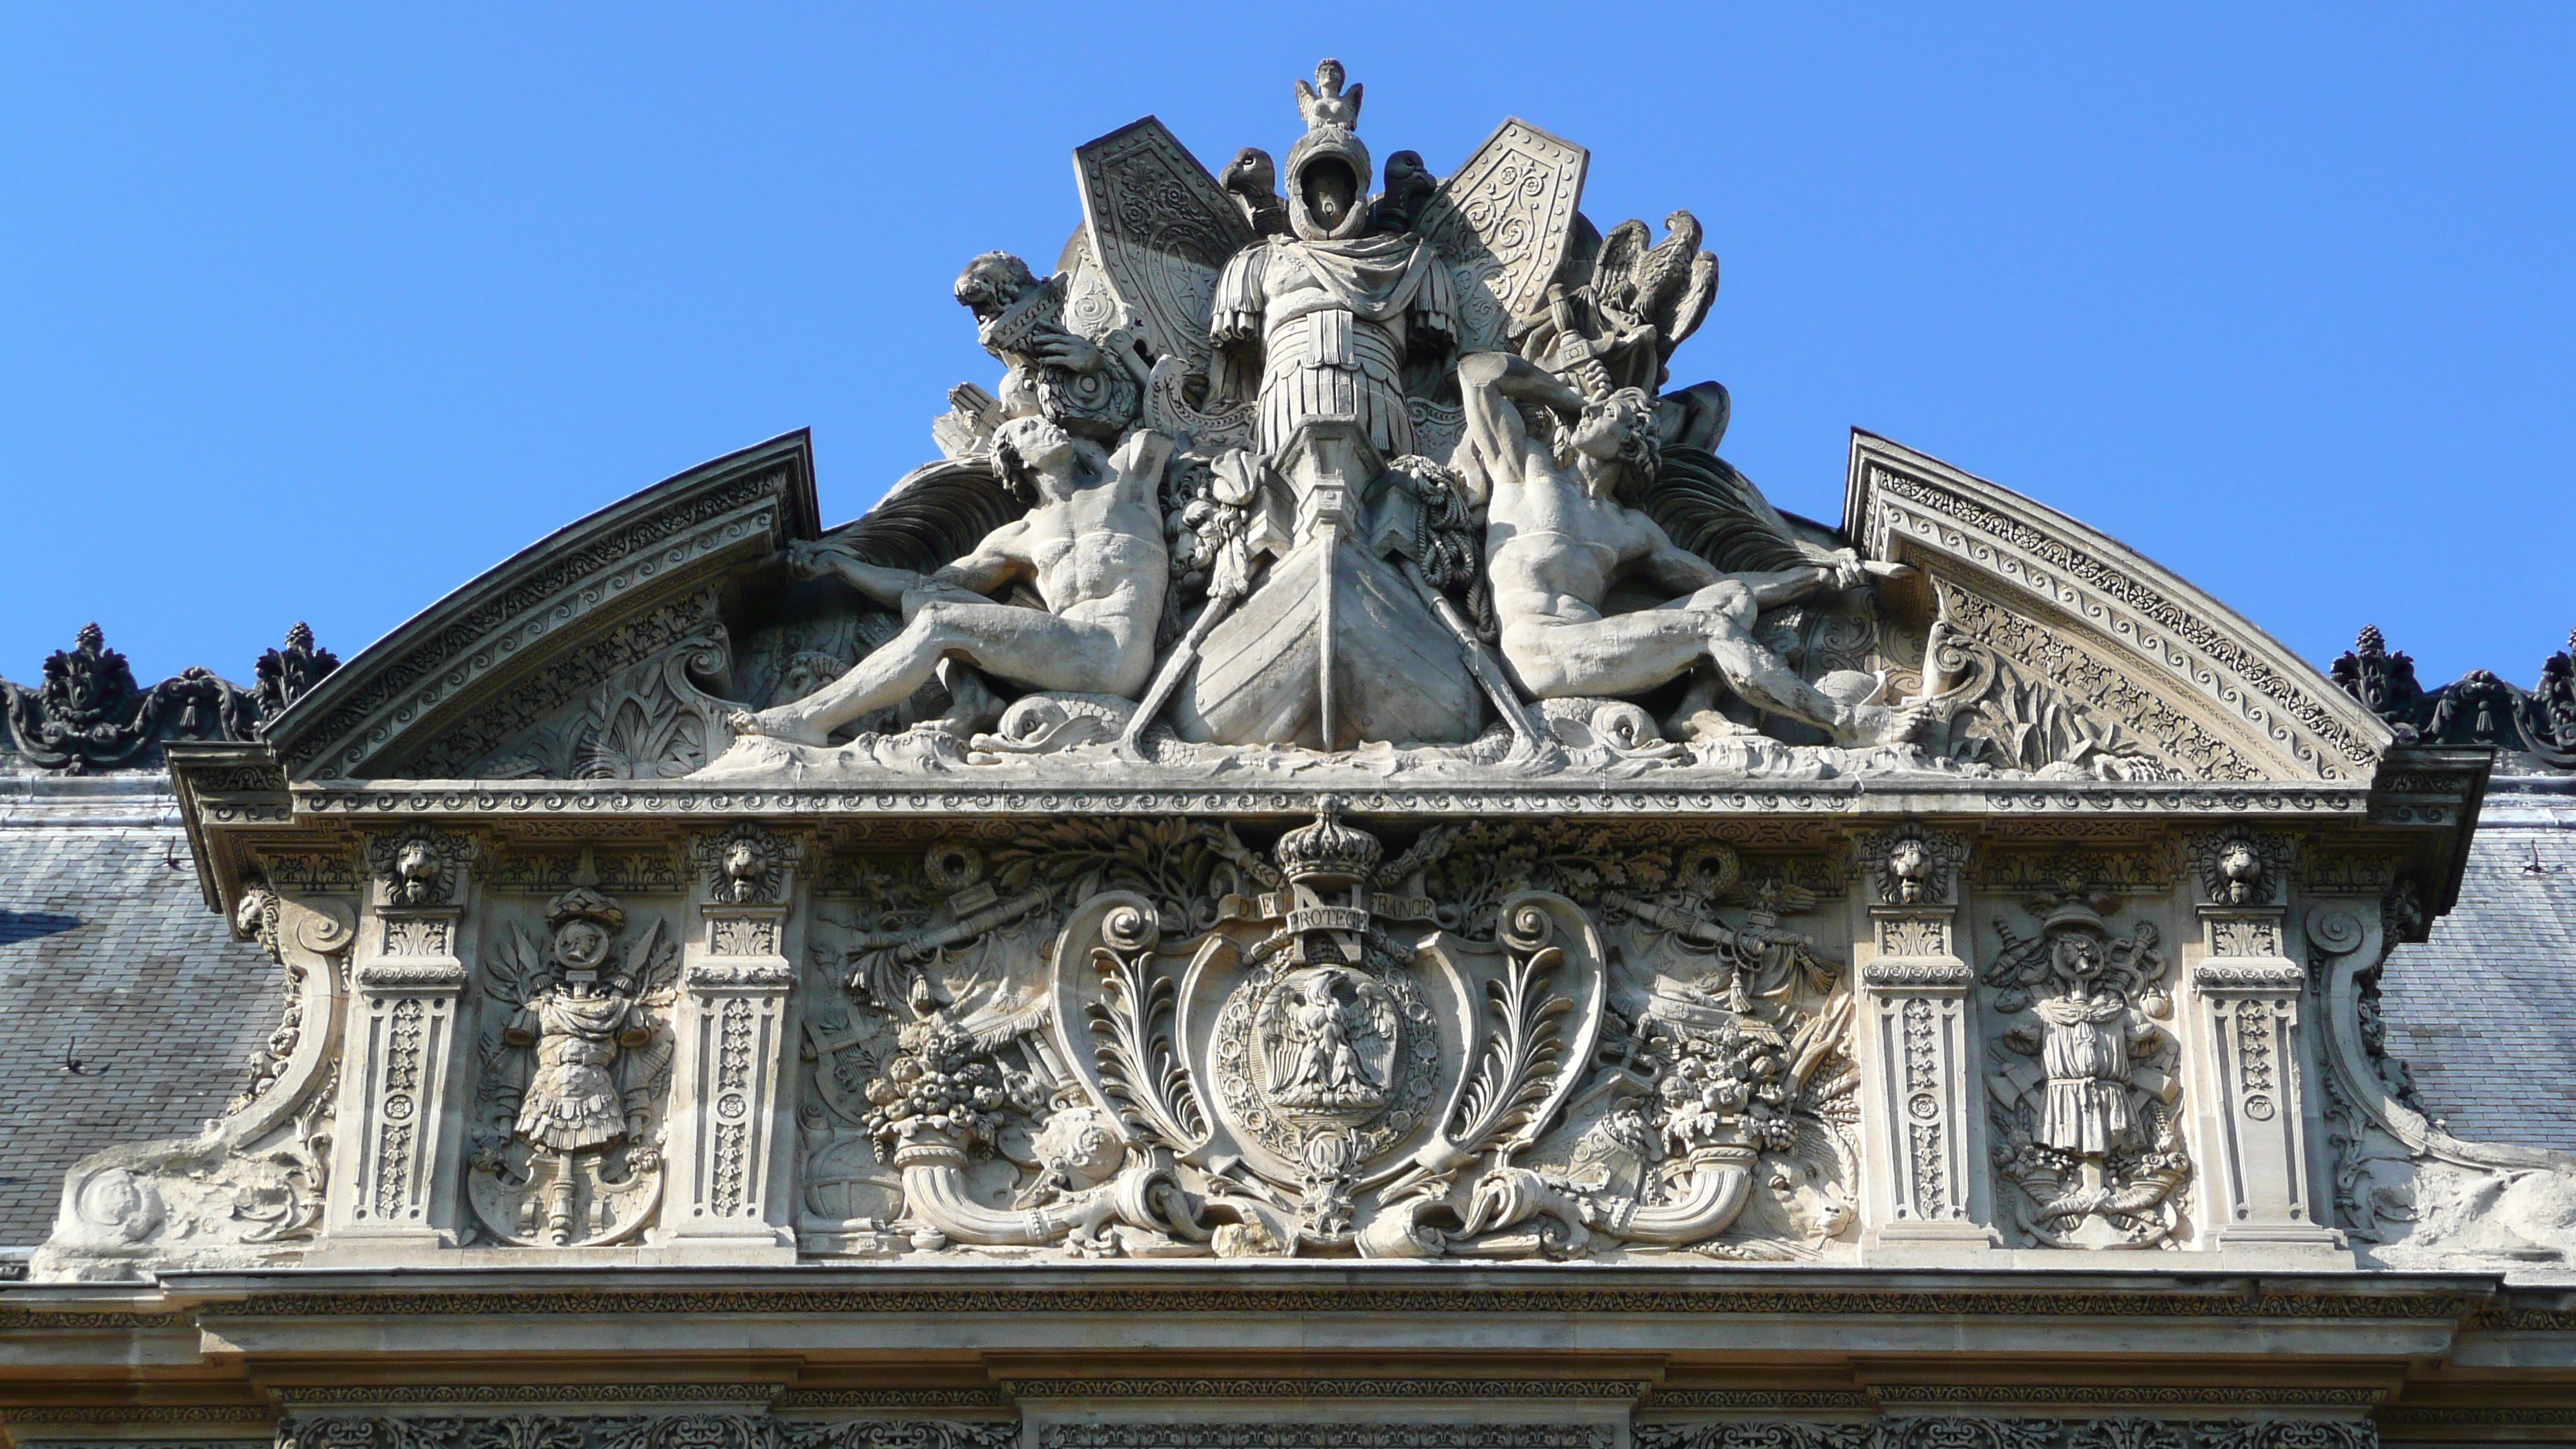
[0,775,281,1249]
[2379,779,2576,1153]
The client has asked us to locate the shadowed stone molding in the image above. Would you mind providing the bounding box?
[261,432,817,781]
[1040,1431,1607,1449]
[275,1416,1016,1449]
[1847,437,2389,784]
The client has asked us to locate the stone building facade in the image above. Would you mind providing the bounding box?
[7,60,2576,1447]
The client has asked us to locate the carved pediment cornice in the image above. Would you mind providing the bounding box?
[1845,431,2393,785]
[259,430,819,783]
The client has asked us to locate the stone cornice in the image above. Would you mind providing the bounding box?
[1845,433,2392,785]
[260,431,817,783]
[132,1266,2502,1322]
[266,779,2379,824]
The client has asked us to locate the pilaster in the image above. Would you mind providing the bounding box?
[320,831,481,1253]
[2183,833,2345,1256]
[659,826,803,1258]
[1852,827,1998,1255]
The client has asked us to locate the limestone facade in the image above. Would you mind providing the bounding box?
[5,57,2576,1447]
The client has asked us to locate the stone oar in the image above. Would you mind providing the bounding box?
[1114,589,1242,760]
[1397,559,1553,764]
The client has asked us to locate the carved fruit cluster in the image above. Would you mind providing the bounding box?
[1646,1019,1793,1153]
[863,1020,1011,1150]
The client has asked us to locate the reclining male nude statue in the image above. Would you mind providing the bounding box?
[1448,350,1924,748]
[728,415,1172,748]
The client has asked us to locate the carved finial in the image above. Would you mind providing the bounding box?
[2356,624,2386,656]
[74,622,104,653]
[252,621,339,719]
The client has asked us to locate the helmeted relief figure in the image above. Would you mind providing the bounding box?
[1208,60,1456,459]
[508,887,655,1153]
[1449,351,1925,748]
[729,415,1173,747]
[1986,892,2188,1249]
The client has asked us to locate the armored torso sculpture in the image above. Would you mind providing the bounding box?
[709,58,1933,775]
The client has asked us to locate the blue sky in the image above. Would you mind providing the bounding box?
[2,5,2569,692]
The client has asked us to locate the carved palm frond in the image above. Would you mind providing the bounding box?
[1643,447,1819,579]
[1446,936,1574,1156]
[1087,938,1206,1150]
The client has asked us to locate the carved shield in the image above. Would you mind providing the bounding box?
[1050,888,1607,1211]
[1074,118,1256,372]
[1413,118,1589,355]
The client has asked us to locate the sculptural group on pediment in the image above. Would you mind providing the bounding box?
[697,61,1946,785]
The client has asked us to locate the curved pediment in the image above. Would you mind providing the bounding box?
[1845,431,2391,783]
[262,431,817,781]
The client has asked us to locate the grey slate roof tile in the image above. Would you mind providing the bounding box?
[0,796,279,1247]
[2382,812,2576,1152]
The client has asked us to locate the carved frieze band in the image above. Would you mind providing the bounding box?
[1931,577,2268,784]
[1637,1421,2373,1449]
[276,1417,1012,1449]
[277,466,796,779]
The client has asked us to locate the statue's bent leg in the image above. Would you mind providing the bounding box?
[1679,582,1925,748]
[732,602,1038,748]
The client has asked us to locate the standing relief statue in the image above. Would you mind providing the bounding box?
[468,885,678,1247]
[1983,889,2190,1249]
[697,57,1950,783]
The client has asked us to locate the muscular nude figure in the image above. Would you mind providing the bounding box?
[1450,351,1922,748]
[728,416,1171,747]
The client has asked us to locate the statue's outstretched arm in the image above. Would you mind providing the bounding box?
[1454,351,1578,506]
[918,525,1029,605]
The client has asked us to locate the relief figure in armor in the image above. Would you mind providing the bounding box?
[509,889,653,1153]
[1208,62,1456,461]
[2024,931,2161,1157]
[1449,350,1927,748]
[729,415,1173,746]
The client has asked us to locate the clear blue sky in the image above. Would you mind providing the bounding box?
[2,5,2569,693]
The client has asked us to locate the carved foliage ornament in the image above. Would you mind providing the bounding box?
[788,807,1855,1260]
